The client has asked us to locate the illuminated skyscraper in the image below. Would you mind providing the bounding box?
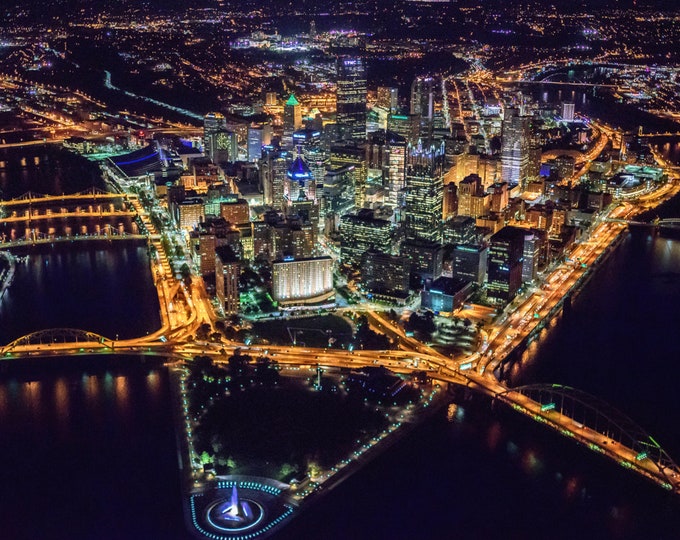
[216,245,240,315]
[522,231,540,283]
[500,106,531,186]
[247,125,269,162]
[366,131,407,210]
[403,141,444,243]
[204,112,227,137]
[387,113,420,146]
[283,94,302,149]
[330,142,367,208]
[410,76,435,141]
[340,209,392,267]
[293,129,326,202]
[336,56,367,142]
[204,112,237,163]
[410,76,434,119]
[286,155,315,204]
[487,226,526,303]
[260,149,292,209]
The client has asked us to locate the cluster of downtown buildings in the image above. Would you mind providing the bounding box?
[104,52,653,317]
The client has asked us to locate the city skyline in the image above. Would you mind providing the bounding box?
[1,1,680,538]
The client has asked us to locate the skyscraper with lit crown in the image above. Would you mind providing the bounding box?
[336,56,367,142]
[283,94,302,149]
[286,154,315,203]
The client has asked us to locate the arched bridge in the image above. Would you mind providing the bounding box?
[1,328,112,354]
[498,384,680,492]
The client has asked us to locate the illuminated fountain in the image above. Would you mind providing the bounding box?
[206,485,264,533]
[221,486,253,524]
[191,477,295,538]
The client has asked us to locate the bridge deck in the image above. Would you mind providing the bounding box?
[0,210,137,224]
[0,192,136,208]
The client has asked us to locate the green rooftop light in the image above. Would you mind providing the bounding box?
[286,94,300,106]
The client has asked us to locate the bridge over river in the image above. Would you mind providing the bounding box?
[0,188,141,244]
[1,325,679,496]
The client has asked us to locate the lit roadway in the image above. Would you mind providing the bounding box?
[477,217,629,378]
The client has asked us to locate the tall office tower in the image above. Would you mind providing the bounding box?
[384,132,407,211]
[366,131,407,209]
[377,86,399,113]
[360,248,410,298]
[330,142,367,208]
[204,112,236,164]
[336,56,367,142]
[387,113,421,146]
[260,149,292,209]
[320,168,348,216]
[452,244,488,285]
[561,101,575,122]
[500,106,531,187]
[366,131,390,186]
[528,140,542,181]
[410,76,435,141]
[340,209,392,267]
[403,141,445,243]
[293,129,327,202]
[487,226,526,303]
[247,126,267,162]
[215,245,241,315]
[283,94,302,149]
[522,231,541,283]
[204,112,227,140]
